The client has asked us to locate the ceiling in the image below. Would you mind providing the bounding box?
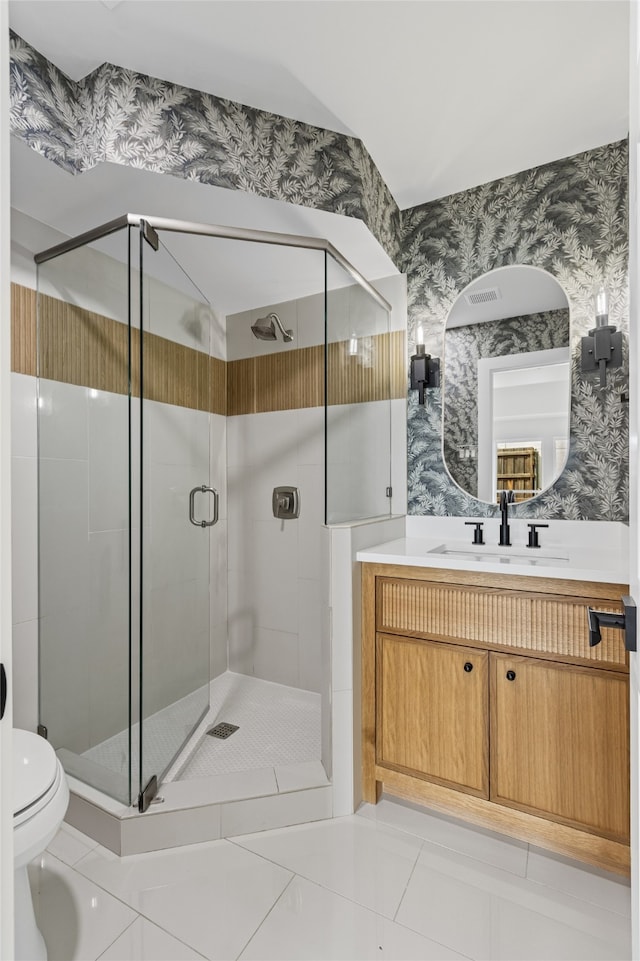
[7,1,630,313]
[8,0,630,209]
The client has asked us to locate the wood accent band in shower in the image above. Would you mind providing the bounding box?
[328,331,406,407]
[11,284,406,415]
[38,291,133,397]
[12,284,228,415]
[11,283,37,377]
[226,330,406,415]
[227,346,324,415]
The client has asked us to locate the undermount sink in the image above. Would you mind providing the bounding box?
[428,544,570,566]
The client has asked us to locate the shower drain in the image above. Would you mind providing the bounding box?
[206,722,239,739]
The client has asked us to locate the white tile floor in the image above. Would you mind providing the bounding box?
[30,798,631,961]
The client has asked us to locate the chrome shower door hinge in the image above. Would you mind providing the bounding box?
[142,220,159,251]
[138,774,158,813]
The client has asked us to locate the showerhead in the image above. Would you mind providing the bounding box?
[251,316,277,341]
[251,312,294,343]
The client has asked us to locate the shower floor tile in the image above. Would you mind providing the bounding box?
[174,672,322,780]
[79,673,323,796]
[81,685,209,782]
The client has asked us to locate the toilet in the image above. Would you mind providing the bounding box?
[13,729,69,961]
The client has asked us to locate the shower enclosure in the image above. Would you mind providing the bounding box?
[35,215,393,815]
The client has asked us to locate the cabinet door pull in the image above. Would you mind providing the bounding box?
[506,670,516,681]
[463,661,473,673]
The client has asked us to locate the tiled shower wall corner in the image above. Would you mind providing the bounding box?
[224,273,407,692]
[226,406,325,691]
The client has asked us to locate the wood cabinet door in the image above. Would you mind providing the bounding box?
[490,653,629,842]
[377,633,489,797]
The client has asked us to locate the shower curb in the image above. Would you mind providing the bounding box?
[65,781,332,855]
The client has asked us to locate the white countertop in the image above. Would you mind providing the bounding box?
[356,536,628,584]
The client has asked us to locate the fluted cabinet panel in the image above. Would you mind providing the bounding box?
[377,578,627,669]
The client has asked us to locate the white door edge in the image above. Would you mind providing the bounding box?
[628,3,639,956]
[0,3,14,958]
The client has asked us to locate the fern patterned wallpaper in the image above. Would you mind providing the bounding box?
[444,309,570,497]
[8,33,629,521]
[8,31,401,262]
[402,141,629,521]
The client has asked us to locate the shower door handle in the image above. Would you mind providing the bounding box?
[189,485,219,527]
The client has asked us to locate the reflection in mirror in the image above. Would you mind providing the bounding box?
[443,266,570,505]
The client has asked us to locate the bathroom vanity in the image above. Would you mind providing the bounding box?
[358,536,630,875]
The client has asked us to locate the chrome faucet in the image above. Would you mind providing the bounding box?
[498,490,511,547]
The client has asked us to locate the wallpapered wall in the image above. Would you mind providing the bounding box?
[9,32,630,521]
[402,141,629,521]
[444,308,570,497]
[9,31,401,262]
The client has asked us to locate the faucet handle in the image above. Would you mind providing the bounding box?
[526,522,549,549]
[465,521,484,545]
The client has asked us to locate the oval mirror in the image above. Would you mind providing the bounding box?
[442,265,571,505]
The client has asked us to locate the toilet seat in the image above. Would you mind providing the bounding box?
[13,729,69,871]
[14,764,62,827]
[13,729,60,826]
[12,729,70,961]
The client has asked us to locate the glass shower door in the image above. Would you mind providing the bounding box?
[37,226,133,805]
[137,224,213,808]
[324,252,393,524]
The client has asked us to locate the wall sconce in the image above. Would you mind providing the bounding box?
[580,287,623,388]
[410,326,440,404]
[346,333,373,367]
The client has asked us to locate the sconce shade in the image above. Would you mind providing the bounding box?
[595,287,609,325]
